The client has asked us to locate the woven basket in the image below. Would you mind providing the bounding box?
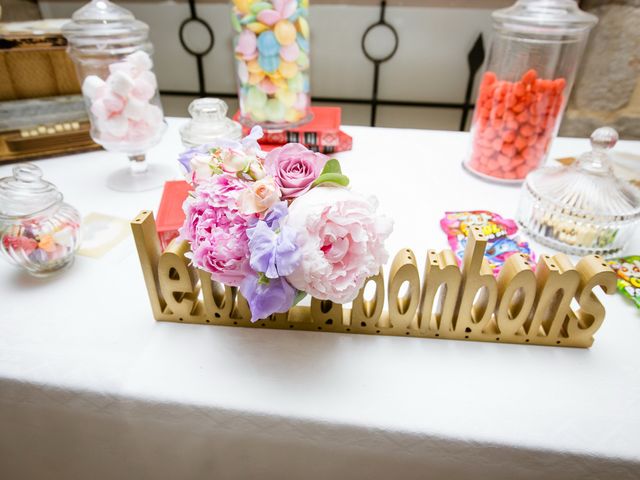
[0,32,80,101]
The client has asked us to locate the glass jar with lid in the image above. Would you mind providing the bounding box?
[516,127,640,257]
[179,98,243,148]
[0,164,81,276]
[62,0,170,192]
[464,0,597,183]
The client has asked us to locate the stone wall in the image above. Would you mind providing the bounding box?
[560,0,640,139]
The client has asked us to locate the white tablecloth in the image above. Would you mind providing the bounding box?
[1,119,639,480]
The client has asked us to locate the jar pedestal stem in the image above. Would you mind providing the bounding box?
[106,152,173,192]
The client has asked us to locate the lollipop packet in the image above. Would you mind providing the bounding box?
[607,256,640,308]
[440,210,535,276]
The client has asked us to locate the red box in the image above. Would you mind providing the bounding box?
[156,180,191,249]
[234,106,345,148]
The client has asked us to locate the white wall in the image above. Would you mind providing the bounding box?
[40,1,494,129]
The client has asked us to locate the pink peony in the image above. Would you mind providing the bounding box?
[284,186,393,304]
[263,143,327,200]
[179,174,256,286]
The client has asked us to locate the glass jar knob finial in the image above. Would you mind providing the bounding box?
[13,163,43,183]
[577,126,619,174]
[590,126,619,151]
[189,98,227,122]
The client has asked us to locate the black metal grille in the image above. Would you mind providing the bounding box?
[165,0,485,130]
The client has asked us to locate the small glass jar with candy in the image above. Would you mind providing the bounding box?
[231,0,312,129]
[464,0,597,183]
[0,164,81,277]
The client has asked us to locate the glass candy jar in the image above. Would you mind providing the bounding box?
[179,98,242,148]
[0,164,81,276]
[464,0,597,183]
[517,127,640,257]
[62,0,170,192]
[231,0,312,129]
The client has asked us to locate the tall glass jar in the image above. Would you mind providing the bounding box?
[231,0,312,129]
[464,0,597,183]
[62,0,170,192]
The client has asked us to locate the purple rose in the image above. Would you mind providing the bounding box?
[263,143,327,200]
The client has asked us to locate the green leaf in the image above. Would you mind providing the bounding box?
[293,290,307,306]
[257,273,270,285]
[311,158,350,187]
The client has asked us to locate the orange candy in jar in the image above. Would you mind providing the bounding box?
[463,0,598,183]
[468,69,566,181]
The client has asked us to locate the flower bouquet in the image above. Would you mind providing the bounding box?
[178,127,392,321]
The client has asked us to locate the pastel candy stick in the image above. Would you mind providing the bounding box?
[280,42,299,62]
[259,54,280,74]
[259,77,279,95]
[246,86,268,110]
[257,9,280,26]
[296,34,309,53]
[265,98,286,122]
[257,31,280,56]
[293,92,308,111]
[251,2,273,14]
[276,88,296,107]
[236,29,257,56]
[274,20,296,45]
[287,73,303,92]
[237,60,250,84]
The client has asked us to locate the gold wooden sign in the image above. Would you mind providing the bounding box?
[132,210,617,348]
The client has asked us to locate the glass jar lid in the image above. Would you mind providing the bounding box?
[179,98,243,147]
[62,0,149,52]
[0,164,63,219]
[493,0,598,37]
[524,127,640,222]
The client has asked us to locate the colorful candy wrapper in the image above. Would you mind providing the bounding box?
[440,210,535,276]
[607,256,640,308]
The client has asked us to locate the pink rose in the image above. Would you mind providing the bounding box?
[179,174,256,286]
[264,143,327,200]
[238,176,282,214]
[284,186,393,304]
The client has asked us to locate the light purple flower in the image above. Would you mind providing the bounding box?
[247,219,300,279]
[240,274,296,322]
[249,200,288,230]
[239,201,302,321]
